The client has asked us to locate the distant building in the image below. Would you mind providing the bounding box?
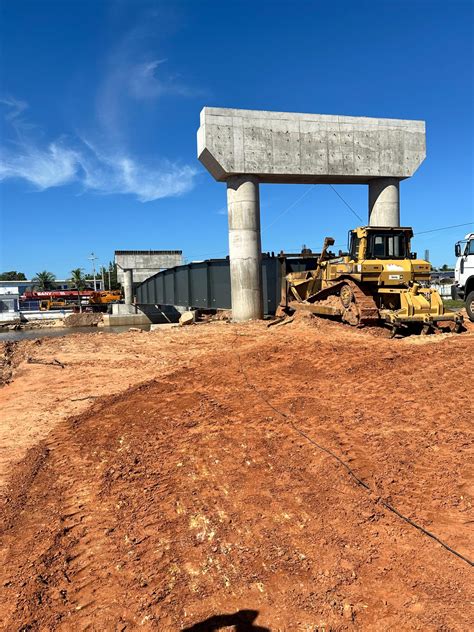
[0,292,19,322]
[0,278,104,296]
[114,250,183,285]
[0,280,31,295]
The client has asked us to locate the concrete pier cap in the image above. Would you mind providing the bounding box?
[197,107,426,320]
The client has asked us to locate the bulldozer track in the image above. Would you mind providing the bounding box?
[303,279,379,326]
[342,279,380,325]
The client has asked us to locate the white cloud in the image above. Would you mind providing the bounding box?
[1,16,203,203]
[78,142,197,202]
[96,55,201,139]
[127,58,201,100]
[0,96,28,122]
[0,141,79,189]
[0,99,197,202]
[129,59,168,100]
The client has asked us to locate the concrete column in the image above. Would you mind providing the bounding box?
[368,178,400,227]
[227,175,263,321]
[123,269,133,305]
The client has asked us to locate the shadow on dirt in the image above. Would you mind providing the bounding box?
[181,609,270,631]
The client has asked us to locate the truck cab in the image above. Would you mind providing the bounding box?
[452,232,474,321]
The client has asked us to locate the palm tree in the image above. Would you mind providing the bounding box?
[32,270,56,290]
[69,268,87,291]
[69,268,86,312]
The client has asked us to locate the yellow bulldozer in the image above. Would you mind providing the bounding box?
[280,226,463,336]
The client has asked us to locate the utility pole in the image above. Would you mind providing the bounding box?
[88,252,98,291]
[108,266,111,291]
[101,266,105,292]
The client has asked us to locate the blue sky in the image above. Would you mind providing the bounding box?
[1,0,473,278]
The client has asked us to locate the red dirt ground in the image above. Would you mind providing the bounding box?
[0,320,473,630]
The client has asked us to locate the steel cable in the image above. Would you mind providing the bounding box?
[233,338,473,567]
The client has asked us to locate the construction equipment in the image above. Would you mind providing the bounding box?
[280,226,463,336]
[23,290,94,301]
[33,290,122,312]
[89,290,122,307]
[39,299,70,311]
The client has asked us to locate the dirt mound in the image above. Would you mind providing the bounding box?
[63,312,103,327]
[0,340,35,386]
[288,311,389,338]
[0,342,17,386]
[0,323,472,630]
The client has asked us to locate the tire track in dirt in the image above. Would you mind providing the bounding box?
[0,324,238,491]
[0,322,473,630]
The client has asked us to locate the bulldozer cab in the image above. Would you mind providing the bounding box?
[349,227,414,261]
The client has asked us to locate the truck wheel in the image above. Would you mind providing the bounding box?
[466,291,474,322]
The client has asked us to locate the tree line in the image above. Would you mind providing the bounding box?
[0,263,121,290]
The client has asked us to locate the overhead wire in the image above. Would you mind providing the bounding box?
[329,184,364,222]
[262,186,316,232]
[414,222,474,236]
[264,183,364,233]
[186,187,472,261]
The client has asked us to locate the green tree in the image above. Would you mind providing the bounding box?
[0,271,27,280]
[69,268,87,312]
[32,270,56,290]
[107,261,120,290]
[69,268,87,291]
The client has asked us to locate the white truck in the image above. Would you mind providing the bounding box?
[452,232,474,321]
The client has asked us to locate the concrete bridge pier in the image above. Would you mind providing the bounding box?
[198,107,426,320]
[368,177,400,227]
[123,268,134,305]
[227,175,263,322]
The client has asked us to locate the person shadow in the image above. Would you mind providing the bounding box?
[181,609,270,631]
